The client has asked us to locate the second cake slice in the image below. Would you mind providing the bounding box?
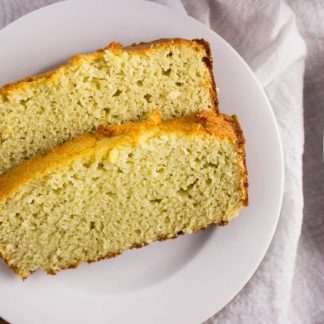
[0,110,247,278]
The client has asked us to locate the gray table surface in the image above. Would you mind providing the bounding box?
[0,0,323,323]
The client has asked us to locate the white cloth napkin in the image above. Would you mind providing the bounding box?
[0,0,307,323]
[152,1,306,323]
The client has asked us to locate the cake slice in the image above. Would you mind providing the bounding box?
[0,110,247,279]
[0,38,217,174]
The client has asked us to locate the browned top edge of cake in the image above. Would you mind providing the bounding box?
[230,114,248,206]
[0,110,245,203]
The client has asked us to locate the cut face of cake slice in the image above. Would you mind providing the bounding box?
[0,111,247,279]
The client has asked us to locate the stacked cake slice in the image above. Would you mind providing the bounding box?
[0,39,247,278]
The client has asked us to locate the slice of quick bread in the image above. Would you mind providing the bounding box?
[0,38,217,174]
[0,111,247,279]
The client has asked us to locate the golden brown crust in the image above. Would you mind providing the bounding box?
[0,134,97,202]
[195,111,248,206]
[230,115,248,206]
[0,249,30,279]
[97,110,162,138]
[0,38,218,112]
[190,111,248,206]
[0,110,246,203]
[97,110,238,142]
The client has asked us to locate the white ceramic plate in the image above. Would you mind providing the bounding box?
[0,0,284,323]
